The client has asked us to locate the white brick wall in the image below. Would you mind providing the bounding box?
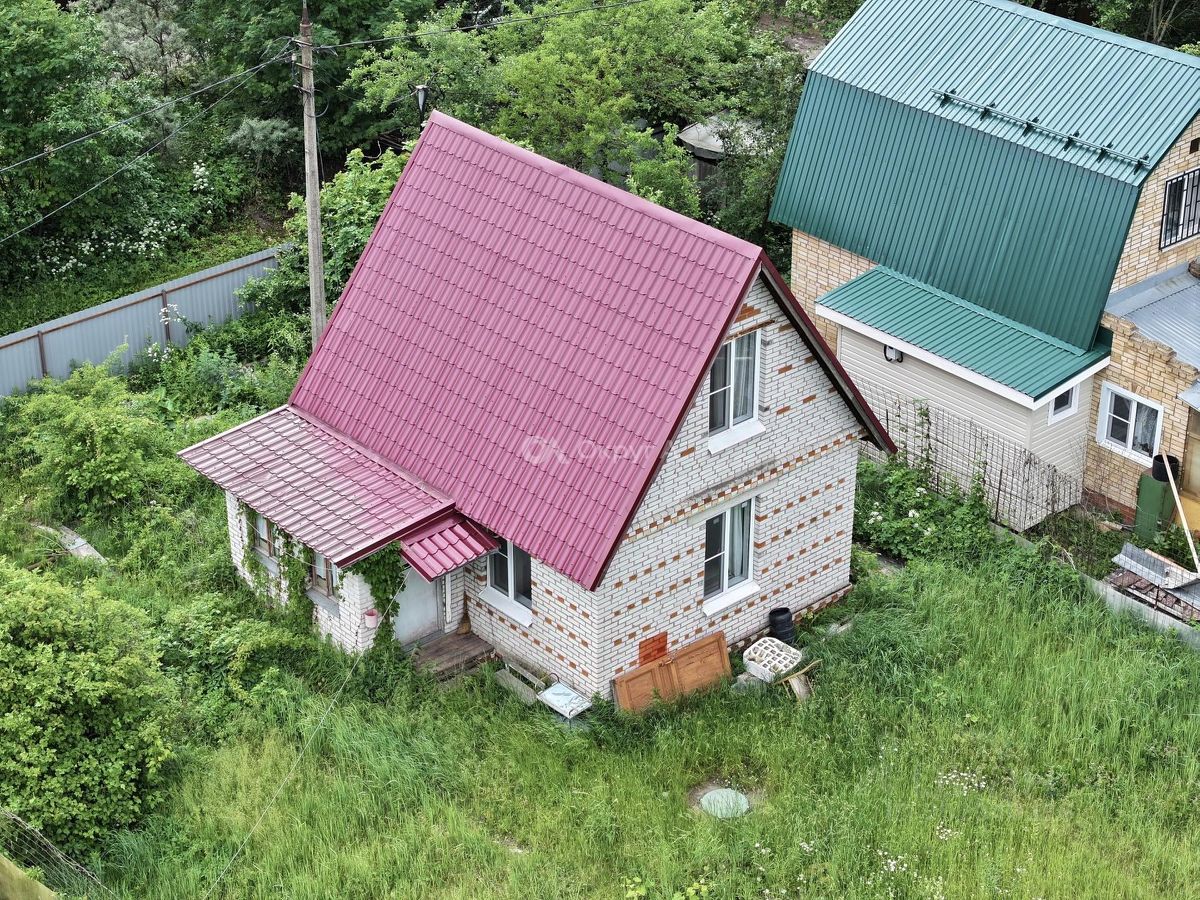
[225,274,866,690]
[225,489,379,653]
[464,274,865,699]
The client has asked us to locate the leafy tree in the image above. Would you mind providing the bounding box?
[240,147,410,316]
[619,125,702,218]
[0,561,175,853]
[95,0,195,94]
[0,1,154,275]
[0,362,178,520]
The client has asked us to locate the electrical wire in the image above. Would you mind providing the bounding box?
[0,67,268,248]
[313,0,656,50]
[0,50,292,178]
[198,616,368,900]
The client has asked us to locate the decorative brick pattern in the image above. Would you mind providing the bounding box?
[1082,313,1199,516]
[788,230,874,350]
[1112,113,1200,292]
[463,275,863,699]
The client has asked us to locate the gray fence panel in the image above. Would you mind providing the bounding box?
[0,247,278,395]
[0,336,43,397]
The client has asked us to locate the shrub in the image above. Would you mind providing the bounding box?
[0,561,175,852]
[0,362,177,520]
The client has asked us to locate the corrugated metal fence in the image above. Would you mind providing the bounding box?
[858,377,1085,531]
[0,247,279,396]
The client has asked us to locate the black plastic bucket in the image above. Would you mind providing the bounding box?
[1151,454,1180,483]
[768,607,796,645]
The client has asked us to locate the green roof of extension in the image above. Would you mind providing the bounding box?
[820,267,1112,400]
[770,0,1200,351]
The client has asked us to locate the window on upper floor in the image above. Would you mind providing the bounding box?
[708,330,761,447]
[1097,382,1161,462]
[488,539,532,609]
[1161,167,1200,248]
[703,498,753,599]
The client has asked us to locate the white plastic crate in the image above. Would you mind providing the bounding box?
[743,637,805,683]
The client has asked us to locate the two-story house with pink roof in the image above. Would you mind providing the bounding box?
[179,113,892,702]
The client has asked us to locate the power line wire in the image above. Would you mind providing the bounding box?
[313,0,656,50]
[199,618,367,900]
[0,50,292,178]
[0,67,264,248]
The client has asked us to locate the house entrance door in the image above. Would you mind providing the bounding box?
[393,572,443,646]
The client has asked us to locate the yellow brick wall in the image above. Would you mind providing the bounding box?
[1111,112,1200,292]
[1082,312,1199,516]
[789,229,874,351]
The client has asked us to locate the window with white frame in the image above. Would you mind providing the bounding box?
[250,513,275,559]
[1097,383,1161,460]
[1047,385,1078,424]
[709,330,759,434]
[309,552,338,597]
[703,498,753,598]
[1161,167,1200,248]
[488,540,532,609]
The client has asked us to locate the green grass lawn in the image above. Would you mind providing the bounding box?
[92,559,1200,899]
[0,221,281,336]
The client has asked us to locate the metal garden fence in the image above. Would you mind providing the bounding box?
[0,247,279,396]
[857,377,1086,531]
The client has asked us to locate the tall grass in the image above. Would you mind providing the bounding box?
[97,560,1200,899]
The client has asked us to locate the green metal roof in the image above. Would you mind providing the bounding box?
[820,267,1112,400]
[811,0,1200,184]
[770,0,1200,351]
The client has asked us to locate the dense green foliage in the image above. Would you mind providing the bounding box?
[0,562,174,854]
[1,322,1199,895]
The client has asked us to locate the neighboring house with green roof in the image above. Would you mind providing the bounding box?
[771,0,1200,528]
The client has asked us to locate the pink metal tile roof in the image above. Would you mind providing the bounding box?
[179,406,454,567]
[401,513,498,582]
[290,112,766,589]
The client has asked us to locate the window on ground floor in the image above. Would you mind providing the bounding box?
[704,498,753,598]
[488,539,532,608]
[309,552,338,597]
[251,512,275,559]
[1097,382,1161,461]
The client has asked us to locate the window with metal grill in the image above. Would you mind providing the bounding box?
[1161,167,1200,248]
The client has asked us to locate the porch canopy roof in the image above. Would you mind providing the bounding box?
[179,405,494,575]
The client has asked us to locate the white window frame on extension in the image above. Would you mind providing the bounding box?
[1096,382,1162,463]
[1046,385,1079,425]
[707,329,765,454]
[481,539,534,626]
[701,496,759,616]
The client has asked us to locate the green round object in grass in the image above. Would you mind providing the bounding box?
[699,787,750,818]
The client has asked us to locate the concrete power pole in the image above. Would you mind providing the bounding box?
[297,3,327,345]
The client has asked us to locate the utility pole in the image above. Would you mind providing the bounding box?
[297,3,327,345]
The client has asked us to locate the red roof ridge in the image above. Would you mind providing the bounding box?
[425,111,763,262]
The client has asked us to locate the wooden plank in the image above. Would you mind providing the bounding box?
[614,631,730,712]
[0,852,56,900]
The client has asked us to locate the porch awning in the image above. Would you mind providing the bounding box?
[400,512,498,581]
[179,405,457,567]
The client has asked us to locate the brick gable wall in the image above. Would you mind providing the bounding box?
[464,274,863,699]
